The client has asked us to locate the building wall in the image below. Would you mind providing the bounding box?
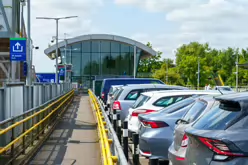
[59,40,143,86]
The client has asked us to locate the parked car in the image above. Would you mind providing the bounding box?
[100,78,164,103]
[168,95,220,165]
[110,84,188,121]
[214,86,233,92]
[107,85,123,106]
[126,90,221,134]
[185,92,248,165]
[137,96,200,159]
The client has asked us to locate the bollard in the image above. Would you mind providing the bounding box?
[132,133,139,165]
[113,109,117,131]
[123,121,129,161]
[105,104,109,118]
[149,158,159,165]
[117,113,122,144]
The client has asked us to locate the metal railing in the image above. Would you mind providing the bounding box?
[0,82,72,122]
[0,89,74,165]
[88,89,128,165]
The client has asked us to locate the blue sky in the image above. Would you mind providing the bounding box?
[27,0,248,72]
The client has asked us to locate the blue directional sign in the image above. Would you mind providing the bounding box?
[59,68,65,76]
[36,73,55,83]
[10,38,27,61]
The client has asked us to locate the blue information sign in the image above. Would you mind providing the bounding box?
[10,38,27,61]
[36,73,55,83]
[59,68,65,76]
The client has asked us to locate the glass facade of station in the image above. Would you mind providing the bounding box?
[59,40,143,85]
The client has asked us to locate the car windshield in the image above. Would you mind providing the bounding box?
[193,102,241,130]
[159,97,195,113]
[182,100,207,123]
[132,94,151,109]
[218,87,232,91]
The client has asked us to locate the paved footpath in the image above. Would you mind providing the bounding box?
[30,95,101,165]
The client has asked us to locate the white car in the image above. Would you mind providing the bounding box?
[126,90,221,135]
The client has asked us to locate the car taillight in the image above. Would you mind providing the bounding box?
[131,109,156,117]
[198,137,245,159]
[181,134,188,147]
[101,92,105,99]
[141,120,168,128]
[113,101,121,110]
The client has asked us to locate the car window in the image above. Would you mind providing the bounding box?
[153,95,189,107]
[114,88,124,100]
[125,89,143,100]
[132,94,151,108]
[160,97,195,114]
[109,87,114,94]
[192,103,241,130]
[182,101,207,123]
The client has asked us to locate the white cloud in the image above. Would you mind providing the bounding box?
[114,0,203,12]
[117,0,248,59]
[24,0,103,72]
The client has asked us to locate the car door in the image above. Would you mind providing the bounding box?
[120,89,145,120]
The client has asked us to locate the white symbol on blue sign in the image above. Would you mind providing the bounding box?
[10,38,26,61]
[13,42,24,52]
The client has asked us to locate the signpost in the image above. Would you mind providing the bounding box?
[10,38,27,61]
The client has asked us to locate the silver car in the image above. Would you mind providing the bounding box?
[107,85,123,106]
[137,96,199,159]
[185,92,248,165]
[168,95,220,165]
[110,84,188,121]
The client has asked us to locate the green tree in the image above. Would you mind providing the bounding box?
[138,42,162,73]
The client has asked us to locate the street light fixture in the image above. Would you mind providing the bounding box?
[36,16,78,84]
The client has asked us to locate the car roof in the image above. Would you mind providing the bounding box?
[119,84,187,90]
[142,90,220,97]
[103,78,159,81]
[111,85,123,88]
[215,92,248,102]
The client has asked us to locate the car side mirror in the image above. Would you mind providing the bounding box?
[175,119,181,125]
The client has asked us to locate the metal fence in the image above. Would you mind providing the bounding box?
[0,89,74,165]
[0,82,72,122]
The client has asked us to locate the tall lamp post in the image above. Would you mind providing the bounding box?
[236,54,239,92]
[36,16,78,84]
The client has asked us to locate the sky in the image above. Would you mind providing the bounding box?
[24,0,248,73]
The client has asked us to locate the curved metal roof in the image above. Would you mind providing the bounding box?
[44,34,157,59]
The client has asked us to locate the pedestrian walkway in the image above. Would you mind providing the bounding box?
[30,95,101,165]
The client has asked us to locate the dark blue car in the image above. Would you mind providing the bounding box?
[100,78,164,103]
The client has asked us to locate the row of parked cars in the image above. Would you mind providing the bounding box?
[99,78,247,165]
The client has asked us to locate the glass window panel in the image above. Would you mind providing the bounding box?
[121,44,130,52]
[82,41,91,52]
[129,45,134,52]
[101,52,110,75]
[129,52,134,76]
[111,42,120,52]
[71,43,81,53]
[101,41,111,52]
[66,48,72,64]
[110,53,119,75]
[71,52,81,76]
[91,53,100,75]
[81,53,91,75]
[92,40,100,52]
